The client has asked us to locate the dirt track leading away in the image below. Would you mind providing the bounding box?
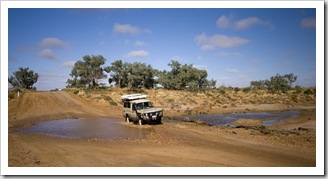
[8,91,316,168]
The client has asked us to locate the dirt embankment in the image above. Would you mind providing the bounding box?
[8,89,316,167]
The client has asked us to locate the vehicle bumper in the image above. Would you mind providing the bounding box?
[142,115,162,121]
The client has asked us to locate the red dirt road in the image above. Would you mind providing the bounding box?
[8,91,316,169]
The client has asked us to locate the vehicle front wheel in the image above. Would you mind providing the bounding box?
[138,119,143,125]
[125,115,130,122]
[157,117,162,124]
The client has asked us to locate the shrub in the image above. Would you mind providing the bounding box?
[84,88,92,97]
[234,87,240,93]
[102,95,117,106]
[242,87,251,93]
[12,87,23,93]
[294,85,302,94]
[291,94,298,102]
[219,89,226,95]
[303,88,315,95]
[109,101,117,106]
[8,92,15,100]
[165,98,175,103]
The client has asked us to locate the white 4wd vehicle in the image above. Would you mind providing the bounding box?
[121,94,163,125]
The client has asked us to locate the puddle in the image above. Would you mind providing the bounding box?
[177,110,299,126]
[23,118,150,140]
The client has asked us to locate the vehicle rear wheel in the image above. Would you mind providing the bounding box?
[138,119,143,125]
[125,115,130,122]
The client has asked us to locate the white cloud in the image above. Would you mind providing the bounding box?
[135,40,145,46]
[216,15,230,28]
[125,50,149,58]
[113,23,140,34]
[216,15,273,30]
[226,68,239,73]
[113,23,151,34]
[61,61,76,68]
[234,17,273,30]
[40,37,68,49]
[195,33,249,50]
[300,17,316,28]
[37,49,58,60]
[201,44,215,50]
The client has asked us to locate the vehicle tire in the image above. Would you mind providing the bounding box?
[138,119,143,125]
[125,115,130,122]
[157,117,162,124]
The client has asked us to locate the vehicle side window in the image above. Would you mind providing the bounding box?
[132,103,136,111]
[124,102,131,108]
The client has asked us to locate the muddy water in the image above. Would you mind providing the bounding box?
[178,110,299,126]
[24,118,150,140]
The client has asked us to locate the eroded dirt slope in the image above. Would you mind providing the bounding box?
[9,91,113,128]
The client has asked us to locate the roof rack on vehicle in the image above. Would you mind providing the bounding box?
[121,94,147,101]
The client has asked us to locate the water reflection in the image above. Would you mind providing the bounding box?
[24,118,150,140]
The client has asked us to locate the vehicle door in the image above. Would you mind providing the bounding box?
[130,102,138,119]
[124,101,135,119]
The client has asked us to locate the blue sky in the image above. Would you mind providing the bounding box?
[8,8,316,91]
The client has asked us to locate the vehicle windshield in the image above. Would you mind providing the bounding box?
[135,102,154,110]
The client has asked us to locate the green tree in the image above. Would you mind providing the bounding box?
[67,55,107,89]
[157,60,216,91]
[104,60,129,88]
[8,67,39,90]
[126,62,156,89]
[250,80,266,93]
[250,80,265,90]
[284,73,297,87]
[265,74,291,93]
[250,73,298,94]
[105,60,156,89]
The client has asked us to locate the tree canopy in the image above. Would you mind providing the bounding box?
[66,55,107,89]
[157,60,216,91]
[66,56,216,91]
[250,73,298,93]
[8,67,39,90]
[105,60,156,89]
